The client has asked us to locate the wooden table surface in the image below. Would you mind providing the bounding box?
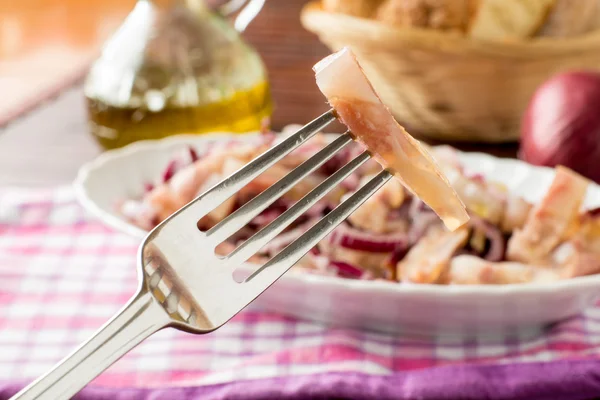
[0,0,517,187]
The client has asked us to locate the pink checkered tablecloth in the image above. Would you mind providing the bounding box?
[2,187,600,399]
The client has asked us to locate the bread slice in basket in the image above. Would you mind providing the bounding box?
[468,0,556,41]
[375,0,478,32]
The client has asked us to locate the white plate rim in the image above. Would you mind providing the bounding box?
[74,133,600,299]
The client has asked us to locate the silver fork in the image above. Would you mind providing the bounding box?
[11,110,393,400]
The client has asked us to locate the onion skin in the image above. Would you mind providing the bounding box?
[188,146,199,163]
[468,214,506,262]
[329,261,364,279]
[329,224,409,253]
[520,71,600,183]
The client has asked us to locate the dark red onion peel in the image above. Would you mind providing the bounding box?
[329,261,364,279]
[468,214,505,262]
[161,160,180,183]
[188,146,199,163]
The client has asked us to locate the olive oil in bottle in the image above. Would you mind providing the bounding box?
[84,0,272,149]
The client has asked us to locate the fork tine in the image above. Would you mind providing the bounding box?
[206,133,353,243]
[178,110,336,220]
[225,151,373,265]
[242,170,393,285]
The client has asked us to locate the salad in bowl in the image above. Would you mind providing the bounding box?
[117,130,600,287]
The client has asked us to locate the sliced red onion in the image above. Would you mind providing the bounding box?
[387,247,410,266]
[162,147,203,183]
[149,216,160,228]
[144,182,155,193]
[161,160,180,183]
[468,214,506,262]
[188,147,199,163]
[251,199,299,227]
[329,261,364,279]
[381,248,407,281]
[329,223,408,253]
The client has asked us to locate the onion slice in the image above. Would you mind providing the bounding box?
[329,223,408,253]
[329,261,364,279]
[468,214,506,262]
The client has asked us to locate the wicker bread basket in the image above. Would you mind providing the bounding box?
[301,2,600,143]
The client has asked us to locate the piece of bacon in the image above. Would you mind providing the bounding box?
[449,255,560,285]
[398,225,469,284]
[552,211,600,278]
[313,47,469,231]
[507,166,589,264]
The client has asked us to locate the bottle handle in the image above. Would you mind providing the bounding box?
[219,0,265,32]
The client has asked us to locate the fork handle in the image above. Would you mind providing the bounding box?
[11,288,170,400]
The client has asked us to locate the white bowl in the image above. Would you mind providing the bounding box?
[75,133,600,337]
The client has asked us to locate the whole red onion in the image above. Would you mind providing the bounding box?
[520,71,600,183]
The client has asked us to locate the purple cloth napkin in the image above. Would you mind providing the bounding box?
[4,360,600,400]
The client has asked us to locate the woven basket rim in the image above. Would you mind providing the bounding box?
[302,1,600,59]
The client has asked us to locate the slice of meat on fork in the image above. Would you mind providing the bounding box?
[314,47,469,232]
